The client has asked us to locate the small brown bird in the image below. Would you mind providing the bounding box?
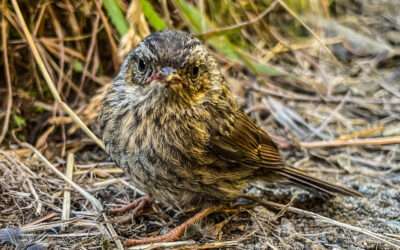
[99,30,360,245]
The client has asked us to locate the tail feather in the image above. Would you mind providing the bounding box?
[278,166,362,197]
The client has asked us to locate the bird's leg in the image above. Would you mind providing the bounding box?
[108,195,159,216]
[123,205,222,246]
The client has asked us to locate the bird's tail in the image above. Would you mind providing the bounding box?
[277,166,362,197]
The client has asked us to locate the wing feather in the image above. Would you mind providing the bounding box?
[207,106,361,197]
[209,109,284,168]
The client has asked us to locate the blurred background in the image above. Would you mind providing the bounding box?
[0,0,399,249]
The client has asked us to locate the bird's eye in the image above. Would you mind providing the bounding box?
[138,58,146,72]
[191,65,199,79]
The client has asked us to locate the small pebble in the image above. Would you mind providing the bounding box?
[160,226,171,235]
[279,218,295,236]
[387,220,400,229]
[385,210,399,219]
[358,185,374,195]
[295,242,305,249]
[347,246,364,250]
[385,188,399,199]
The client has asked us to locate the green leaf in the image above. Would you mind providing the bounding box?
[35,106,44,113]
[13,115,26,128]
[102,0,129,36]
[254,63,282,76]
[141,0,167,30]
[72,61,83,73]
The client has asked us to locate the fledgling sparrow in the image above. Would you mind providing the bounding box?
[99,29,360,244]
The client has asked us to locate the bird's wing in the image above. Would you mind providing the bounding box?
[207,105,362,197]
[208,108,284,169]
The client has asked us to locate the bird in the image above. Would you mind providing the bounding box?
[99,29,361,246]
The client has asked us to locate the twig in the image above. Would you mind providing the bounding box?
[300,136,400,148]
[61,153,74,232]
[23,212,58,227]
[175,241,240,250]
[379,81,400,98]
[242,195,400,248]
[305,91,350,141]
[20,219,101,233]
[73,13,100,105]
[26,178,42,215]
[251,84,400,104]
[0,0,12,144]
[92,178,144,196]
[128,240,196,250]
[47,5,67,157]
[274,193,297,220]
[94,0,120,71]
[40,38,86,61]
[337,125,384,141]
[199,0,205,33]
[160,0,173,28]
[200,0,280,39]
[11,0,105,150]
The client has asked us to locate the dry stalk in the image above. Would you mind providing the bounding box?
[61,153,74,232]
[301,136,400,148]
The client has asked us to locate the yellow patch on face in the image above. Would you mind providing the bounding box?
[125,66,134,85]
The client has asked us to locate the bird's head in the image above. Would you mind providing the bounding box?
[114,30,223,107]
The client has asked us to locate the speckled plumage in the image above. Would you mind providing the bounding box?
[99,30,360,211]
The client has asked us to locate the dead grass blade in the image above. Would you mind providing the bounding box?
[300,136,400,148]
[61,153,74,232]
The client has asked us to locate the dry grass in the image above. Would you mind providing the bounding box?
[0,0,399,249]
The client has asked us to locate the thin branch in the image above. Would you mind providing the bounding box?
[300,136,400,148]
[305,91,350,141]
[94,0,120,71]
[73,13,100,105]
[61,153,74,232]
[200,0,280,39]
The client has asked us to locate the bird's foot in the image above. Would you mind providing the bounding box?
[123,205,221,246]
[107,195,160,217]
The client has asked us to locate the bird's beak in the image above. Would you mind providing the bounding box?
[146,67,188,87]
